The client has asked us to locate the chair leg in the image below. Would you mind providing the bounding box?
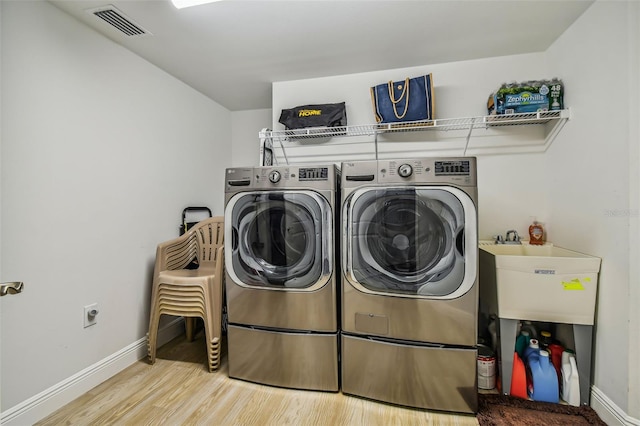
[147,305,161,365]
[202,315,221,372]
[208,276,224,372]
[185,317,196,342]
[209,337,221,372]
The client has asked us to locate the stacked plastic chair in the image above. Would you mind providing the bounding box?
[147,216,224,372]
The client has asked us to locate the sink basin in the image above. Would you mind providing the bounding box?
[479,242,598,271]
[479,242,601,325]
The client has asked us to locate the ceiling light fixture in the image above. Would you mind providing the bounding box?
[171,0,222,9]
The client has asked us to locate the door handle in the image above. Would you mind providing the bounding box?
[1,282,24,296]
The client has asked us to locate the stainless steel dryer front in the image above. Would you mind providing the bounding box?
[340,158,478,413]
[224,165,339,392]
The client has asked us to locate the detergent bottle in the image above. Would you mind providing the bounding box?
[515,330,531,359]
[524,339,540,397]
[523,339,540,363]
[539,330,552,350]
[520,321,538,339]
[528,350,559,403]
[510,351,528,399]
[548,343,565,390]
[562,350,581,406]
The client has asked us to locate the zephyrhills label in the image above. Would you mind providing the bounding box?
[505,92,548,107]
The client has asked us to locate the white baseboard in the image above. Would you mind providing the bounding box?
[0,318,184,426]
[591,386,640,426]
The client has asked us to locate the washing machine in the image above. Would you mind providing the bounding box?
[224,165,339,392]
[340,157,479,413]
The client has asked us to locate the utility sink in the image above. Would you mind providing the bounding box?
[479,242,601,325]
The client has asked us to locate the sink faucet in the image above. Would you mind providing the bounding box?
[494,230,522,244]
[505,230,521,244]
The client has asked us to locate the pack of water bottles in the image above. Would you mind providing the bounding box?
[487,79,564,115]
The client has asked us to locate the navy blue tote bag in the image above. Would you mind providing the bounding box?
[371,74,435,124]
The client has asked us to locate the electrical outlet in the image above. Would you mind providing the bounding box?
[84,303,99,328]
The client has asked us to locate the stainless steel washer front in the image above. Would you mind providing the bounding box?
[345,185,474,298]
[224,165,339,391]
[340,157,479,413]
[227,190,331,290]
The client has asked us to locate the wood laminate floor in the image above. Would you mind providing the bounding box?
[36,331,480,425]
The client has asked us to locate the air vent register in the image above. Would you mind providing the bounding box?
[90,6,150,37]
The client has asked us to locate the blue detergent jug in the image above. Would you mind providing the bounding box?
[524,339,541,395]
[523,338,540,363]
[528,350,559,403]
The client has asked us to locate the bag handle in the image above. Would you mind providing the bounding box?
[387,78,410,119]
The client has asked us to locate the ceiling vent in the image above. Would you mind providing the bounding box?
[89,6,151,37]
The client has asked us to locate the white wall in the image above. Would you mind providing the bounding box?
[0,0,231,416]
[0,0,4,414]
[231,108,272,167]
[628,1,640,417]
[546,1,638,422]
[272,54,553,241]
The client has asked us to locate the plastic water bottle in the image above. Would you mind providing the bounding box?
[529,350,559,403]
[562,350,581,406]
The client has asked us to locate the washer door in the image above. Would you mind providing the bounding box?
[343,186,477,299]
[226,190,332,290]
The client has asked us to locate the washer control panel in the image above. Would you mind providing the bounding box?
[397,164,413,178]
[268,170,281,183]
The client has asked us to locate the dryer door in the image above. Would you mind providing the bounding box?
[226,190,332,290]
[343,186,477,299]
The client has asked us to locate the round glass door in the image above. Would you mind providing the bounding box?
[226,191,332,290]
[344,186,474,297]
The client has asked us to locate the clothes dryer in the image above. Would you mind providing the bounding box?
[340,157,478,413]
[224,165,339,391]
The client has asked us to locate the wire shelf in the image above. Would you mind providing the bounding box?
[259,109,570,141]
